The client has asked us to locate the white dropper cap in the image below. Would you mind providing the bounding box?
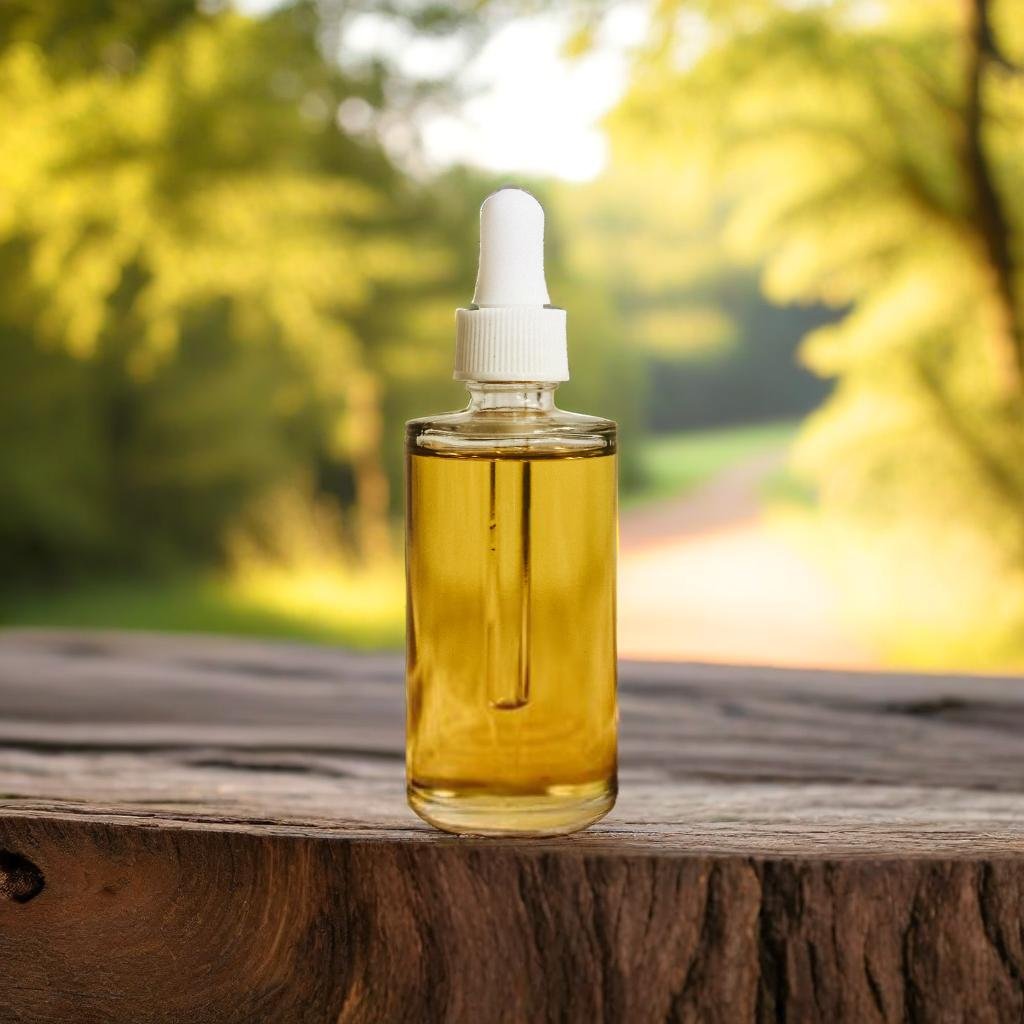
[454,187,569,382]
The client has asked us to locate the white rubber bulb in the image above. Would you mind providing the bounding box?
[472,187,551,308]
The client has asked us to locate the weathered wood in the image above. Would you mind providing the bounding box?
[1,628,1023,1022]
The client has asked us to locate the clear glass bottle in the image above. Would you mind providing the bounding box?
[406,383,617,835]
[404,188,618,836]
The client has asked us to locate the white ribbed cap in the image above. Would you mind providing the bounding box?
[454,188,569,382]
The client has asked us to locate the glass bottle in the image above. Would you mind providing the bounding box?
[404,189,618,835]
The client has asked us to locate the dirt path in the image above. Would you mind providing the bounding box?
[619,450,877,668]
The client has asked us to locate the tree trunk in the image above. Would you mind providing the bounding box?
[962,0,1024,396]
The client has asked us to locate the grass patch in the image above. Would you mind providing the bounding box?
[627,419,800,507]
[2,569,405,650]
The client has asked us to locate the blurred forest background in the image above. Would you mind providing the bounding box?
[1,0,1022,671]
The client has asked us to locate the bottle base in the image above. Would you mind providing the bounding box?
[407,778,616,837]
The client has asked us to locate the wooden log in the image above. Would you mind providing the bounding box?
[1,628,1023,1022]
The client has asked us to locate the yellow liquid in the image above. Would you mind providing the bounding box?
[406,449,617,835]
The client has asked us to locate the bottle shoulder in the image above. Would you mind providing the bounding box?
[406,407,617,458]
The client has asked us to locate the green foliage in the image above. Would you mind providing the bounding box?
[0,1,408,575]
[552,162,830,434]
[0,2,648,585]
[614,0,1024,665]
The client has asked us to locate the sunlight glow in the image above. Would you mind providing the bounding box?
[235,1,646,181]
[416,8,648,182]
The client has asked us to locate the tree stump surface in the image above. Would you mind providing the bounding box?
[1,628,1023,1023]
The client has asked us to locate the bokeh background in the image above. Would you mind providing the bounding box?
[2,0,1022,672]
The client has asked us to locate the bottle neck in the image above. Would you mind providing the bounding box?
[465,381,558,412]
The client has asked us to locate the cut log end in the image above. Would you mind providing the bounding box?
[1,629,1023,1022]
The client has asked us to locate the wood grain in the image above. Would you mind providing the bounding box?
[1,628,1023,1022]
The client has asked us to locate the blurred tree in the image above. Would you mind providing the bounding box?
[555,165,832,431]
[0,1,469,574]
[612,0,1024,663]
[0,0,648,586]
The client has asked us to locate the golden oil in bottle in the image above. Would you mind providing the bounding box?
[406,441,617,834]
[404,187,617,836]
